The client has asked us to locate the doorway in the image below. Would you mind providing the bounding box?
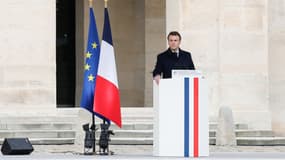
[56,0,76,108]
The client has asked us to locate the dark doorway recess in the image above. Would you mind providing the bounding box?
[56,0,76,108]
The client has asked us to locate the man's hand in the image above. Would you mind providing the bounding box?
[154,75,161,85]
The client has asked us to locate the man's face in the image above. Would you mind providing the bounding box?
[168,35,181,51]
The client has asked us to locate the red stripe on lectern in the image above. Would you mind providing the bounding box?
[194,78,199,157]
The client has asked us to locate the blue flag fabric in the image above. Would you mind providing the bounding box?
[80,8,100,113]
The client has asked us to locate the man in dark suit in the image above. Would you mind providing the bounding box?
[153,31,195,84]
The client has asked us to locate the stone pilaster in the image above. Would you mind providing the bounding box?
[144,0,166,107]
[0,0,56,115]
[268,0,285,135]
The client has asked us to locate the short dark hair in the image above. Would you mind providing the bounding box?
[167,31,181,41]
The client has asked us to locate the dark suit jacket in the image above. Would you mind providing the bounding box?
[152,48,195,78]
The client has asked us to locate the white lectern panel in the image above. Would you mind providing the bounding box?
[153,76,209,157]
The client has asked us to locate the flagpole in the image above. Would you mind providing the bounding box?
[101,0,107,130]
[91,113,96,153]
[104,0,108,8]
[101,0,108,153]
[88,0,96,154]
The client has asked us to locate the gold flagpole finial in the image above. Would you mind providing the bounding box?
[104,0,108,8]
[89,0,93,7]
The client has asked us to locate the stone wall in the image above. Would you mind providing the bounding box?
[219,0,270,129]
[0,0,56,114]
[2,0,285,133]
[165,0,271,129]
[268,0,285,135]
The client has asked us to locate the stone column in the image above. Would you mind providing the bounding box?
[75,0,86,107]
[145,0,166,107]
[0,0,56,115]
[268,0,285,135]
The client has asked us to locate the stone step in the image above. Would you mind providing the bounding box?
[0,122,248,131]
[0,138,75,145]
[0,123,75,130]
[107,138,214,145]
[108,138,153,145]
[0,130,75,138]
[96,130,153,138]
[237,137,285,146]
[98,130,274,140]
[123,116,153,120]
[0,117,77,145]
[105,123,153,130]
[0,116,77,123]
[236,130,274,137]
[95,123,248,131]
[209,137,285,146]
[209,130,274,137]
[99,130,283,145]
[209,123,248,130]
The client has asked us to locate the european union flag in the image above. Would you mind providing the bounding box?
[80,8,100,113]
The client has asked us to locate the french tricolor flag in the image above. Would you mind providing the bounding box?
[94,7,121,128]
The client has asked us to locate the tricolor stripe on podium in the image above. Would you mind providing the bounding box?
[184,77,208,157]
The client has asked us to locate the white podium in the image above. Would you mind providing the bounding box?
[153,75,209,157]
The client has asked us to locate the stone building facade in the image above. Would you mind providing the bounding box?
[0,0,285,135]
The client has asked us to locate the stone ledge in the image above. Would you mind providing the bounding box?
[0,138,75,145]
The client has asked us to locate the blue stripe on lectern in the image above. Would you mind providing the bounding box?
[184,77,189,157]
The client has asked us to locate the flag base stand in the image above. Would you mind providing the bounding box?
[82,113,98,155]
[82,123,97,155]
[98,120,114,156]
